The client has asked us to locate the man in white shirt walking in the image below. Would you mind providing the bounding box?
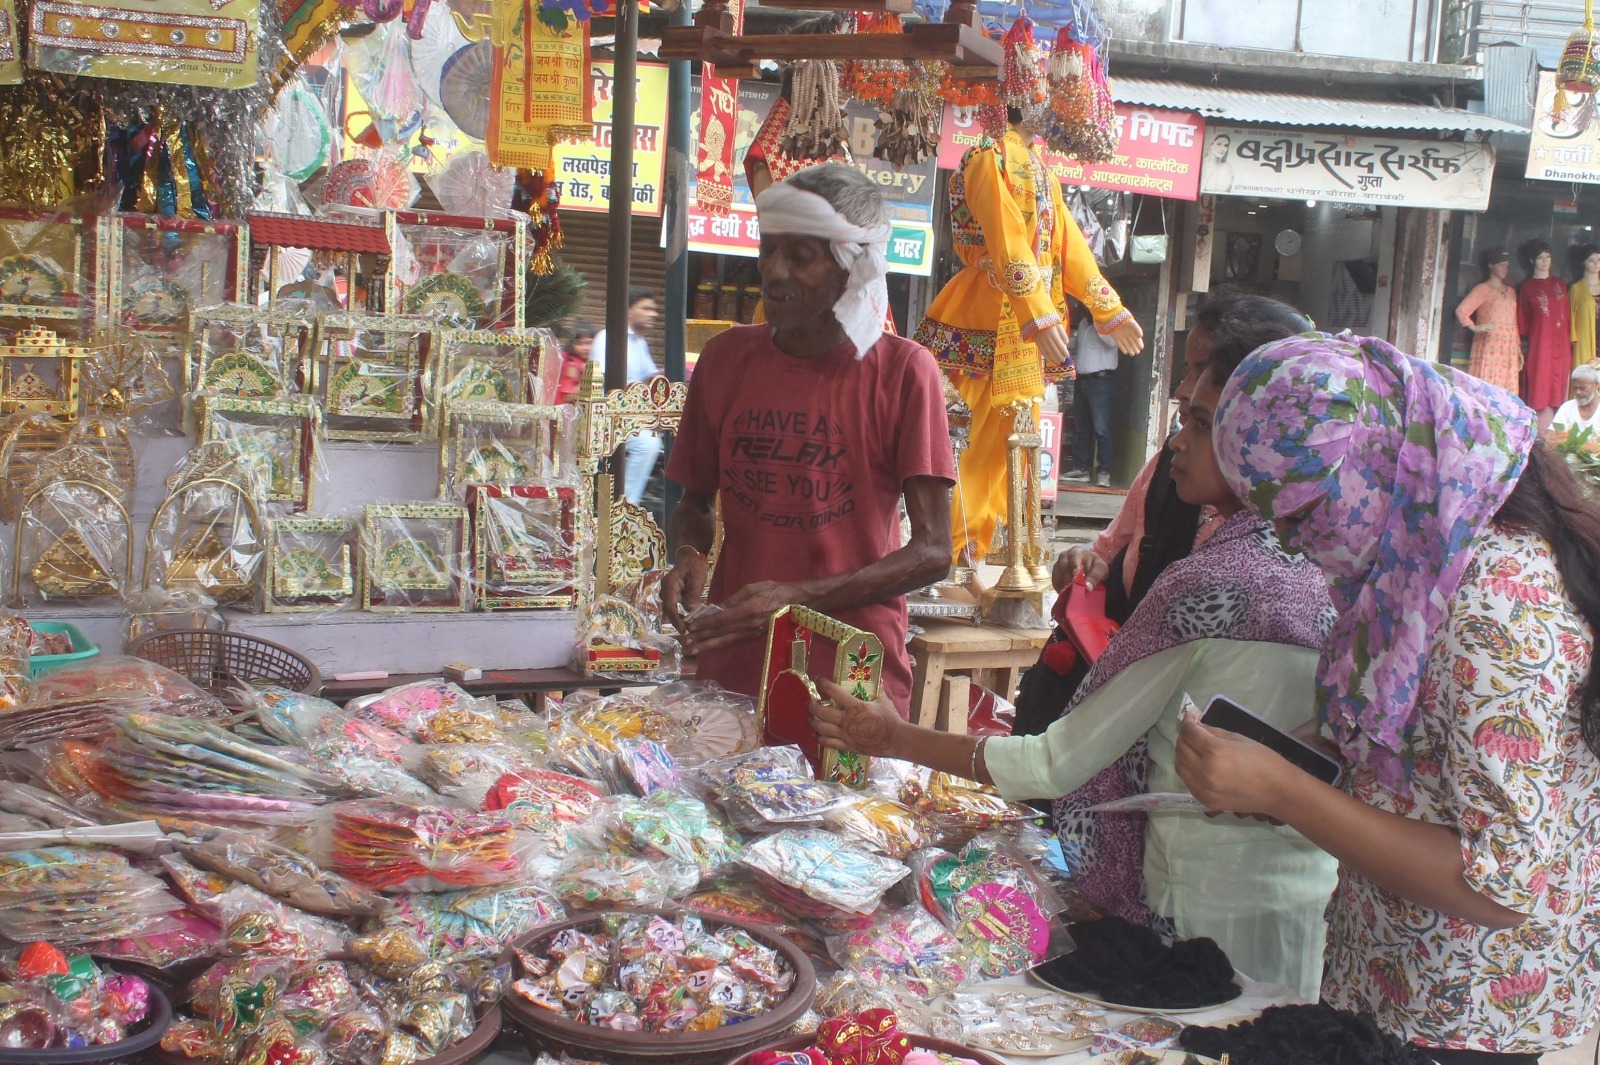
[595,288,662,503]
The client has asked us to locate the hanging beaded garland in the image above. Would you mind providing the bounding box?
[1042,23,1116,163]
[780,58,848,161]
[873,61,941,168]
[840,13,909,110]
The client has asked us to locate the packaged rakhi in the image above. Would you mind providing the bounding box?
[1092,1015,1185,1056]
[385,884,567,958]
[80,906,224,969]
[318,800,528,892]
[215,882,348,959]
[876,761,1039,838]
[604,737,683,797]
[0,845,184,944]
[721,774,856,833]
[172,821,388,918]
[552,852,699,910]
[827,905,975,1001]
[483,767,605,853]
[348,678,502,744]
[935,986,1107,1058]
[602,791,743,873]
[415,742,542,805]
[697,744,815,790]
[824,795,932,860]
[911,836,1063,979]
[739,829,909,916]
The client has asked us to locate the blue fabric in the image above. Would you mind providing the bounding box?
[1073,371,1116,475]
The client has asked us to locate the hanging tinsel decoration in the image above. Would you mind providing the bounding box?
[515,168,564,276]
[0,76,103,208]
[781,58,848,161]
[873,60,941,168]
[1043,20,1117,162]
[840,13,909,110]
[1555,0,1599,119]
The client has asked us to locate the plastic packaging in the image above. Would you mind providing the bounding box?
[573,596,682,682]
[739,829,909,917]
[360,502,469,611]
[391,213,519,328]
[467,483,579,610]
[315,314,436,442]
[0,846,184,944]
[824,795,932,861]
[216,881,350,959]
[872,760,1039,839]
[348,678,497,742]
[600,791,743,874]
[193,392,323,514]
[317,800,529,893]
[12,445,134,606]
[482,767,604,853]
[911,835,1066,979]
[144,443,267,608]
[264,515,359,612]
[171,822,388,918]
[120,587,226,645]
[385,884,567,959]
[440,399,568,496]
[826,905,975,1001]
[187,303,315,398]
[649,682,761,763]
[551,853,699,910]
[0,657,228,750]
[0,614,28,708]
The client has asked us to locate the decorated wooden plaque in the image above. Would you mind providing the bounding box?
[758,605,883,787]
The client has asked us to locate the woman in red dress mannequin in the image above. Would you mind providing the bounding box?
[1518,240,1572,431]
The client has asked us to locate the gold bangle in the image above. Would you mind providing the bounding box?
[970,736,988,782]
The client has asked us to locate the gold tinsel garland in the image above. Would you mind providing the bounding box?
[0,76,102,208]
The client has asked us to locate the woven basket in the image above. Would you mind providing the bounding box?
[125,629,321,705]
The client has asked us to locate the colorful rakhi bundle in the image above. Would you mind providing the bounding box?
[321,800,525,893]
[0,845,183,945]
[1043,23,1118,162]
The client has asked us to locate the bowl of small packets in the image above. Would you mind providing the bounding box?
[505,908,817,1065]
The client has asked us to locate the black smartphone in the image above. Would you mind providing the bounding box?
[1200,695,1343,787]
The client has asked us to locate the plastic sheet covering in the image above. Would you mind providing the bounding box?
[467,484,577,610]
[360,502,468,611]
[187,302,315,398]
[264,516,357,613]
[572,596,682,682]
[12,445,132,606]
[194,392,323,514]
[0,845,184,945]
[0,208,98,322]
[437,399,570,497]
[0,615,25,711]
[80,327,179,434]
[392,218,515,329]
[121,586,225,645]
[109,215,246,335]
[315,315,435,442]
[145,443,267,608]
[434,328,551,408]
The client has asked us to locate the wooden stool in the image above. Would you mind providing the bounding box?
[907,620,1050,733]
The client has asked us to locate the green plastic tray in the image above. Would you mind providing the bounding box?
[25,621,99,677]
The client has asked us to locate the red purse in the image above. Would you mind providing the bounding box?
[1057,572,1120,664]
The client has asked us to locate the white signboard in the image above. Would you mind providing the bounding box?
[1527,71,1600,185]
[1199,124,1494,211]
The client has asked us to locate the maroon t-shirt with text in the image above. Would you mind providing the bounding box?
[667,325,955,713]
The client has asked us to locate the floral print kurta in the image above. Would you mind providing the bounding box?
[1321,528,1600,1055]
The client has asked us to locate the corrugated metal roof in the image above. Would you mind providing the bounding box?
[1112,78,1529,134]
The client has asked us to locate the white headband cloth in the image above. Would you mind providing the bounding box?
[754,183,891,360]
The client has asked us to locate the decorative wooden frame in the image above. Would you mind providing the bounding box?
[384,210,527,329]
[187,304,314,396]
[576,363,687,606]
[266,516,357,613]
[246,211,391,314]
[107,215,248,337]
[195,394,321,513]
[143,443,266,607]
[11,446,133,607]
[313,313,434,442]
[433,326,548,409]
[468,484,579,610]
[0,208,101,323]
[360,502,468,612]
[0,325,91,422]
[759,605,884,787]
[437,398,565,497]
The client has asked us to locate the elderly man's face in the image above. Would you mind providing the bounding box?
[759,234,848,332]
[1577,377,1597,405]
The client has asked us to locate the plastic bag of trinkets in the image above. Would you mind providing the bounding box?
[927,985,1109,1058]
[573,595,683,682]
[826,905,976,1002]
[869,758,1040,842]
[739,828,909,917]
[13,448,134,606]
[311,799,543,893]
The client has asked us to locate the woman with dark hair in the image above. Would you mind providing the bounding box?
[1176,332,1600,1062]
[1517,239,1570,430]
[810,306,1340,998]
[1016,291,1314,738]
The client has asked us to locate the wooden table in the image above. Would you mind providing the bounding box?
[318,666,653,711]
[907,620,1050,733]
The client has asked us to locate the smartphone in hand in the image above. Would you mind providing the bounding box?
[1200,694,1344,787]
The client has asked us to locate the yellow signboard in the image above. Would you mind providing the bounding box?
[552,61,669,218]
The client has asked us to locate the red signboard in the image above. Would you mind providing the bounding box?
[1039,412,1063,503]
[937,104,1205,201]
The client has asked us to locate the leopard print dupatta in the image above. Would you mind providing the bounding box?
[1051,511,1334,927]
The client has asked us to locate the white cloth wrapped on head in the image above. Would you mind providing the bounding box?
[754,182,891,360]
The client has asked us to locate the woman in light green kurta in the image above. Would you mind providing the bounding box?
[812,363,1339,999]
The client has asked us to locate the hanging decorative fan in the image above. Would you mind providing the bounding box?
[265,82,332,182]
[322,158,377,208]
[408,0,470,111]
[431,151,515,215]
[370,154,420,209]
[439,41,494,141]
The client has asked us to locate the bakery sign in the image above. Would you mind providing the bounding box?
[1199,124,1494,211]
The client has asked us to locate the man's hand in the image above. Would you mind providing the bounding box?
[684,580,798,655]
[1052,546,1109,592]
[1035,323,1072,368]
[810,677,902,757]
[1109,317,1145,355]
[661,547,708,633]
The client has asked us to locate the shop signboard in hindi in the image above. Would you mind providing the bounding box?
[1527,71,1600,185]
[1038,412,1063,503]
[937,104,1205,201]
[552,61,669,217]
[684,78,938,275]
[1199,123,1494,211]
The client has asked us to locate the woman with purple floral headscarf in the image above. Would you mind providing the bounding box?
[1177,332,1600,1064]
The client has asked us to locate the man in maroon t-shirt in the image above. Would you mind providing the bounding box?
[661,165,955,716]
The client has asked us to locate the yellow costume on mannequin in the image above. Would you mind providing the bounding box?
[914,127,1130,565]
